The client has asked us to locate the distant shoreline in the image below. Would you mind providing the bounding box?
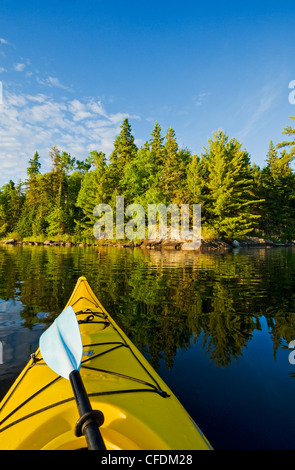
[1,236,294,252]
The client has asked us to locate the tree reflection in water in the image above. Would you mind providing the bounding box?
[0,244,295,373]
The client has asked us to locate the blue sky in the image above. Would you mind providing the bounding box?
[0,0,295,186]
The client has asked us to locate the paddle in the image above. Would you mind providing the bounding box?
[39,306,106,450]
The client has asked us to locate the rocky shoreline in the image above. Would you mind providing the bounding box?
[1,236,294,252]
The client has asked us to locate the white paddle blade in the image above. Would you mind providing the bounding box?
[39,306,83,379]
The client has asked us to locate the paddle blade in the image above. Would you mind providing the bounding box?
[39,306,83,379]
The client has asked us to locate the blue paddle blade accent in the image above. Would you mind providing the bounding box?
[39,306,83,379]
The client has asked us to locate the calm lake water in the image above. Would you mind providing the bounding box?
[0,244,295,449]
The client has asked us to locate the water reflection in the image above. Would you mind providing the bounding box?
[2,244,295,449]
[0,245,294,376]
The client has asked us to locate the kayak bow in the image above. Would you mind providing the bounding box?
[0,276,212,450]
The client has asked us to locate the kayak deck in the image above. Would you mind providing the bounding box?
[0,276,212,450]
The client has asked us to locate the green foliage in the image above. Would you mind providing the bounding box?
[194,131,262,240]
[0,180,24,235]
[76,151,107,235]
[255,137,295,239]
[107,118,138,200]
[161,127,191,204]
[277,116,295,158]
[1,117,295,242]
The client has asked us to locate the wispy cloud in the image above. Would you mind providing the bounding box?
[0,38,141,184]
[0,37,9,57]
[193,92,210,107]
[13,63,26,72]
[236,83,280,141]
[37,75,72,91]
[0,91,140,184]
[68,99,94,121]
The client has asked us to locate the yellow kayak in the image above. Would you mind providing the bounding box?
[0,276,212,450]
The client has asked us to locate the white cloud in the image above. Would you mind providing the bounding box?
[0,67,7,73]
[5,93,28,107]
[26,93,48,103]
[109,112,133,125]
[0,38,9,58]
[37,75,72,91]
[0,91,140,185]
[87,99,107,117]
[68,99,93,121]
[13,63,26,72]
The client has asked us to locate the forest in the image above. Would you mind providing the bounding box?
[0,116,295,243]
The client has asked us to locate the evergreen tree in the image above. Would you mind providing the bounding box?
[121,122,167,208]
[161,128,191,204]
[258,140,295,239]
[17,152,42,237]
[76,151,107,235]
[27,151,41,180]
[199,131,261,240]
[2,117,295,243]
[277,116,295,158]
[150,122,165,168]
[107,119,138,200]
[121,145,163,209]
[46,147,75,235]
[0,180,24,235]
[266,140,278,167]
[187,154,206,203]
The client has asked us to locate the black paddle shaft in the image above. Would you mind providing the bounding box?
[69,370,106,450]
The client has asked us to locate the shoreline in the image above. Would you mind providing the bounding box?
[0,236,294,252]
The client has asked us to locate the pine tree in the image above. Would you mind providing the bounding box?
[277,116,295,158]
[258,140,295,239]
[161,128,191,204]
[120,145,163,209]
[0,180,24,235]
[32,173,53,235]
[187,154,206,203]
[76,151,107,235]
[17,152,42,237]
[256,118,295,240]
[199,131,261,240]
[25,151,41,207]
[150,122,165,167]
[121,122,167,208]
[266,140,278,167]
[27,151,41,179]
[46,147,76,235]
[107,119,138,200]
